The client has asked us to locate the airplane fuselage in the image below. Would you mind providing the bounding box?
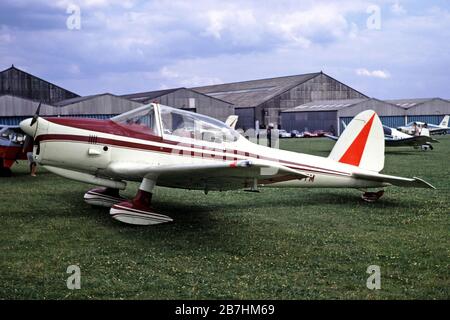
[32,117,386,191]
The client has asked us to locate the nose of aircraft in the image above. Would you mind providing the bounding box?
[20,118,35,136]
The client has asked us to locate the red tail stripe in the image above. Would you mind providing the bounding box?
[339,113,376,167]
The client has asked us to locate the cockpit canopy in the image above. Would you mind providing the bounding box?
[111,104,240,143]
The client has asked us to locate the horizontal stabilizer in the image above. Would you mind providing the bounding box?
[353,172,435,189]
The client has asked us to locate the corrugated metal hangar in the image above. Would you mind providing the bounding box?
[0,92,142,125]
[192,72,367,129]
[0,65,78,104]
[281,97,450,134]
[0,64,449,133]
[121,87,234,122]
[0,66,233,124]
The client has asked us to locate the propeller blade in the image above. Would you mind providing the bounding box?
[22,134,33,152]
[30,101,42,126]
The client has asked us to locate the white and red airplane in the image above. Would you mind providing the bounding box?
[20,103,434,226]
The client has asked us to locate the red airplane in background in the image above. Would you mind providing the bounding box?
[0,125,32,176]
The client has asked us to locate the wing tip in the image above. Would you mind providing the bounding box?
[412,177,436,189]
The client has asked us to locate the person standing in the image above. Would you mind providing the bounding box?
[267,123,274,148]
[22,136,37,177]
[27,152,37,176]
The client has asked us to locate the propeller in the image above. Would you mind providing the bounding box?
[30,101,42,126]
[22,134,33,152]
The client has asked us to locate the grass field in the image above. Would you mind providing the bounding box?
[0,137,448,299]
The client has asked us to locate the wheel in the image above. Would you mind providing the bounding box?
[361,190,385,202]
[0,166,12,177]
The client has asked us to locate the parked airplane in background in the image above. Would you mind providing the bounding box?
[20,103,434,226]
[326,123,438,150]
[225,115,238,129]
[397,115,449,135]
[0,125,31,176]
[382,125,438,150]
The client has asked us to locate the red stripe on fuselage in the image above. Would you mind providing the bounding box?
[42,117,350,176]
[37,133,350,176]
[339,113,376,167]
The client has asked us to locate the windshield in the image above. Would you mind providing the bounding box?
[111,104,240,143]
[111,104,159,136]
[159,105,239,143]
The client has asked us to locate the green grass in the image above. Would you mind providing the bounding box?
[0,137,449,299]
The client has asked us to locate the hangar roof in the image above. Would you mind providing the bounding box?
[191,72,321,108]
[121,88,181,103]
[120,87,233,106]
[54,93,121,107]
[386,98,449,109]
[282,98,368,112]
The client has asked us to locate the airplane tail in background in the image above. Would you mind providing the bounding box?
[225,115,239,129]
[329,110,385,172]
[439,115,449,127]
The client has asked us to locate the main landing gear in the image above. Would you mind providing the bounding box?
[361,190,385,202]
[85,177,172,226]
[84,187,127,207]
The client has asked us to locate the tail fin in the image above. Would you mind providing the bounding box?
[439,115,449,127]
[225,115,239,129]
[329,110,385,172]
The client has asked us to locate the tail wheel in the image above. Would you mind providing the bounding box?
[361,190,384,202]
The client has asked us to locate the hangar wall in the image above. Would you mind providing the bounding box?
[282,111,337,133]
[123,88,235,122]
[55,93,143,116]
[0,66,79,104]
[234,108,255,130]
[258,73,367,127]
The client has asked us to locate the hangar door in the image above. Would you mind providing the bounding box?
[235,108,255,130]
[339,116,406,135]
[407,115,445,125]
[281,111,337,133]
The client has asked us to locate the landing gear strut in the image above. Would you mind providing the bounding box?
[361,190,385,202]
[110,177,173,226]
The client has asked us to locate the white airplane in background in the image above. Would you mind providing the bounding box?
[382,125,438,150]
[326,121,438,150]
[225,115,239,129]
[20,103,434,226]
[397,115,449,135]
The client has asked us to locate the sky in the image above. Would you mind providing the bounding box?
[0,0,449,99]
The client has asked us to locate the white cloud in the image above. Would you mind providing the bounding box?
[1,0,449,99]
[203,8,261,45]
[356,68,391,79]
[269,4,350,47]
[160,65,222,88]
[391,1,406,15]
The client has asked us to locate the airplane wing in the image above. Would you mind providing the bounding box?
[353,171,435,189]
[429,127,449,135]
[105,160,313,191]
[324,134,339,141]
[384,135,436,147]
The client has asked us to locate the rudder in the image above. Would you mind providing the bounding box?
[329,110,385,172]
[439,115,449,127]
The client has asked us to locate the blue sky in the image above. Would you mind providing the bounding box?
[0,0,449,99]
